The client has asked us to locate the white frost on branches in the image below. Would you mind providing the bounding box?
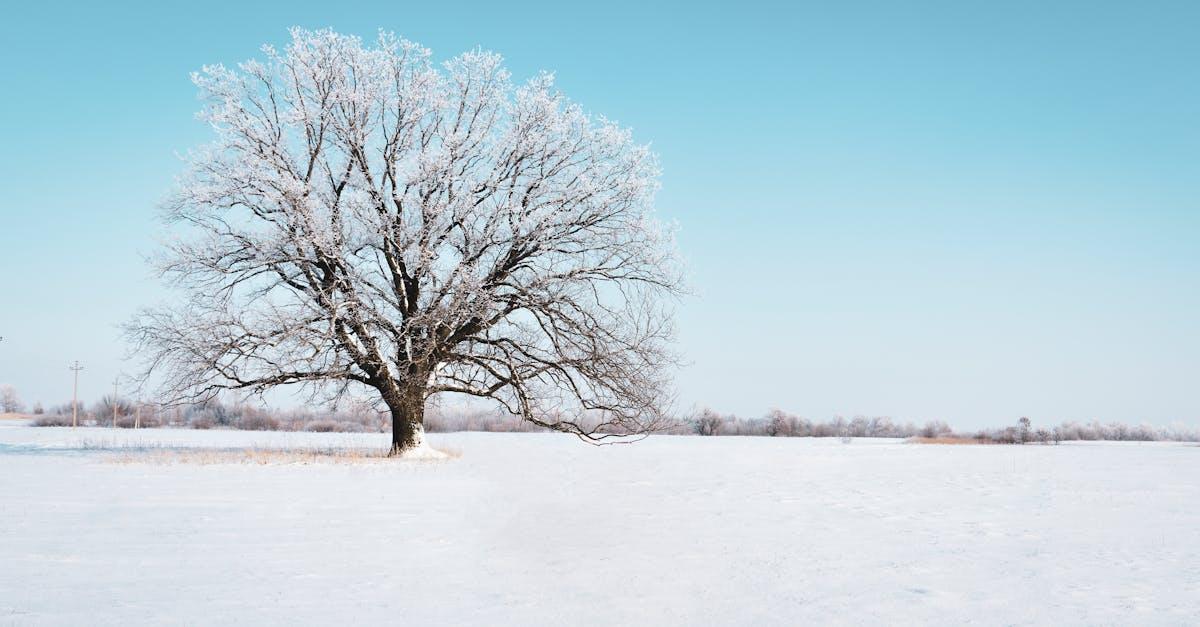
[128,28,683,451]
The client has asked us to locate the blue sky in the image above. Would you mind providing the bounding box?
[1,1,1197,427]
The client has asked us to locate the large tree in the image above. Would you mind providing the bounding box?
[128,28,682,454]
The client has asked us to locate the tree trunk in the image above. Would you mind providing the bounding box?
[388,389,426,455]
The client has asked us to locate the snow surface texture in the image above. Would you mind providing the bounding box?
[1,424,1197,625]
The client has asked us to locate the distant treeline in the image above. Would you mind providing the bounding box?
[21,395,1200,443]
[27,397,539,434]
[682,409,1200,443]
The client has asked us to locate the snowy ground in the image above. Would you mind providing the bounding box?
[1,423,1197,625]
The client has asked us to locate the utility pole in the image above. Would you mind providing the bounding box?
[112,377,120,428]
[69,362,83,428]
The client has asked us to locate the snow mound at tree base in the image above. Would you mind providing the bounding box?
[390,443,452,460]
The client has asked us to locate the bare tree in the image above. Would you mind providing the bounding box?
[1017,416,1032,444]
[920,420,951,439]
[0,385,22,414]
[94,396,133,424]
[126,29,682,455]
[691,408,724,436]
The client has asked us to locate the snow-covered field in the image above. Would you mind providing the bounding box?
[1,422,1197,625]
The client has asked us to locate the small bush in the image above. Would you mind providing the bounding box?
[115,415,164,429]
[236,414,280,431]
[920,421,952,438]
[32,415,75,427]
[304,420,364,433]
[189,416,215,430]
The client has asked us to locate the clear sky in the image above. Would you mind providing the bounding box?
[1,0,1197,428]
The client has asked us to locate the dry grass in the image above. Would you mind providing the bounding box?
[105,446,462,465]
[907,436,992,445]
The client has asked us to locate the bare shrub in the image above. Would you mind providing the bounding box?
[189,416,215,430]
[305,420,340,433]
[115,415,164,429]
[304,420,364,433]
[920,421,952,438]
[32,415,75,427]
[909,436,988,445]
[236,412,280,432]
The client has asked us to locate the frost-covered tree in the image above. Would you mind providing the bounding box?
[691,409,724,436]
[127,28,682,454]
[0,385,23,413]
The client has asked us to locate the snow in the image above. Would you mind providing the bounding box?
[1,424,1198,625]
